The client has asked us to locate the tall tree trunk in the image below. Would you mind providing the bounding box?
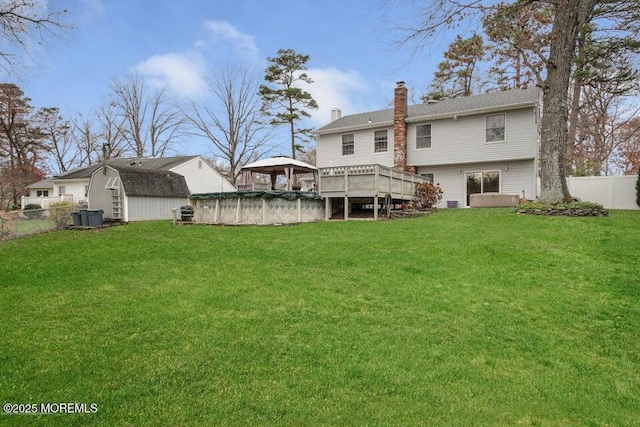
[539,0,596,203]
[565,29,588,174]
[290,120,296,159]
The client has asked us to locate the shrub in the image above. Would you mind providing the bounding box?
[49,201,78,228]
[23,203,43,219]
[414,182,444,209]
[516,201,608,216]
[10,204,21,211]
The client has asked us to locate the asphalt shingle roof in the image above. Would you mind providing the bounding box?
[114,166,190,198]
[316,87,539,134]
[55,156,198,180]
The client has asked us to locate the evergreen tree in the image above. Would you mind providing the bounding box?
[425,34,485,100]
[259,49,318,159]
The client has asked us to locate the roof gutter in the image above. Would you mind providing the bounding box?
[315,120,394,136]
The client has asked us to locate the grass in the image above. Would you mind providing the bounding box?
[1,209,639,425]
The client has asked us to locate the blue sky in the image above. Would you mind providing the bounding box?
[9,0,454,157]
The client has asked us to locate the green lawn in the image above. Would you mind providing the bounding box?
[1,209,639,426]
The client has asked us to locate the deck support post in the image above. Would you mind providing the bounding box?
[325,198,331,221]
[297,198,302,222]
[374,195,378,221]
[344,196,349,221]
[235,197,241,224]
[215,198,220,223]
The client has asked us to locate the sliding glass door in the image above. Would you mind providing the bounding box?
[466,171,500,206]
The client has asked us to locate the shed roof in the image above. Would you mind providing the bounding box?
[316,87,539,134]
[114,166,190,198]
[55,156,199,180]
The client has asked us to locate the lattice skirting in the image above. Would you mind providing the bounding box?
[193,198,325,225]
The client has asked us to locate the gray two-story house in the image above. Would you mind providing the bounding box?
[316,82,540,207]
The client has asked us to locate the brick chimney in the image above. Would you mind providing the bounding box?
[393,81,408,171]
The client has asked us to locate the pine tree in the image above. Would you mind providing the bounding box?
[259,49,318,159]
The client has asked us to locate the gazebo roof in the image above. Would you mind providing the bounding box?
[241,156,317,174]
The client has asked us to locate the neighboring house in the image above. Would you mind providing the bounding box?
[25,179,54,199]
[24,175,89,208]
[88,166,190,222]
[21,156,235,211]
[315,82,540,207]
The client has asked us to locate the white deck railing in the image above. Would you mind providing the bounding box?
[236,183,272,191]
[318,164,425,200]
[21,196,88,209]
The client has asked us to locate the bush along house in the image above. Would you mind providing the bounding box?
[315,82,540,209]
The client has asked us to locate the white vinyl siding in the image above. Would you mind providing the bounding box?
[416,159,536,208]
[88,167,119,219]
[317,127,394,168]
[53,179,91,199]
[170,156,235,193]
[127,196,188,221]
[407,107,536,167]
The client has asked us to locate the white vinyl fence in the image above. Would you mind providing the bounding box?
[565,175,638,210]
[21,195,88,209]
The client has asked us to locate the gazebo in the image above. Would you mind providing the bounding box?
[238,156,318,191]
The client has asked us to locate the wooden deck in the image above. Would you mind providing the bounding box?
[318,164,426,221]
[318,164,425,199]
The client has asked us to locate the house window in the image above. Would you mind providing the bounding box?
[198,160,203,169]
[58,186,66,196]
[486,114,506,142]
[36,190,49,197]
[374,130,388,153]
[421,173,434,184]
[342,134,354,156]
[85,185,89,197]
[416,124,432,149]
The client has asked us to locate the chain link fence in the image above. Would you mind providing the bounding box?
[0,205,77,242]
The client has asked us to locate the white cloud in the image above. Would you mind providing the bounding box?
[134,51,207,98]
[203,20,259,62]
[303,67,376,127]
[80,0,105,16]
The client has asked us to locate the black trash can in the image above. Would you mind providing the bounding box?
[180,205,194,221]
[79,209,89,226]
[87,209,104,227]
[72,212,82,227]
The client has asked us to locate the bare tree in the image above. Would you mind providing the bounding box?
[109,73,185,157]
[573,84,640,175]
[33,107,75,173]
[185,66,273,185]
[613,117,640,174]
[0,0,69,74]
[96,103,126,160]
